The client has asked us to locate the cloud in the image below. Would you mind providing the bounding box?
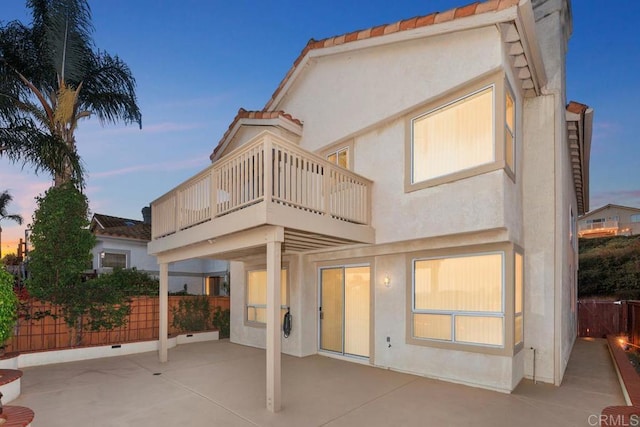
[590,189,640,210]
[89,156,207,179]
[77,121,205,139]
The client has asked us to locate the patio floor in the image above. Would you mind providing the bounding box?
[12,337,624,426]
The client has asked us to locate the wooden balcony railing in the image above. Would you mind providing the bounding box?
[151,132,372,240]
[578,220,620,237]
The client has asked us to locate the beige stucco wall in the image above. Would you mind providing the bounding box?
[278,26,502,151]
[229,255,305,357]
[295,233,523,392]
[520,0,577,386]
[522,94,558,384]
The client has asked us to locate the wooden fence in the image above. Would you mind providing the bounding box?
[577,300,628,338]
[628,301,640,347]
[4,296,229,353]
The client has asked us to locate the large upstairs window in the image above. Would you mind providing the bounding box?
[406,72,518,191]
[411,86,494,184]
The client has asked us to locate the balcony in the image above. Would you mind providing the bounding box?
[148,131,374,256]
[578,221,622,238]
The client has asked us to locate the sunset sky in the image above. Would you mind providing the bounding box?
[1,0,638,256]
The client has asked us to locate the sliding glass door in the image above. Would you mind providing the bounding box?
[319,266,370,358]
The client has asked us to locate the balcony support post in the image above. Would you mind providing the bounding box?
[159,262,169,363]
[266,228,283,412]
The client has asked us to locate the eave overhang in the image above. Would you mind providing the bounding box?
[566,101,594,215]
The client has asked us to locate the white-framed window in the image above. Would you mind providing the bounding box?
[505,83,516,173]
[514,252,524,346]
[411,252,505,347]
[326,146,350,169]
[405,72,518,192]
[632,214,640,223]
[101,252,126,269]
[410,85,495,185]
[246,268,288,324]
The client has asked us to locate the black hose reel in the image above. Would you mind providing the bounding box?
[283,307,292,338]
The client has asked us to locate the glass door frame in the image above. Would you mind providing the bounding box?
[318,263,371,359]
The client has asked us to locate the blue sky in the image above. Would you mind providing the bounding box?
[1,0,639,254]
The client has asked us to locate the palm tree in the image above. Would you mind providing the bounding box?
[0,190,23,260]
[0,0,142,187]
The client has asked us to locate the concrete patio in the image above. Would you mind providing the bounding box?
[12,337,624,426]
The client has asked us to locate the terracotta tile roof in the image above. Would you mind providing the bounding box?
[566,100,588,115]
[211,108,303,158]
[264,0,520,110]
[91,213,151,241]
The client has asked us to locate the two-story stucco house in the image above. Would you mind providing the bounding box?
[148,0,592,412]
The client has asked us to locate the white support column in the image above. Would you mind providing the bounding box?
[266,239,282,412]
[159,262,169,363]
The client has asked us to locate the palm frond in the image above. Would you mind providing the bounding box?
[80,52,142,128]
[37,0,94,83]
[0,119,84,186]
[0,190,23,225]
[0,19,57,97]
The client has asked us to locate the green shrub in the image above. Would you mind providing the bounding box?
[0,268,18,345]
[88,268,159,297]
[213,307,230,338]
[578,235,640,299]
[171,296,212,332]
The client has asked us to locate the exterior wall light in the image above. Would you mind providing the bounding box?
[383,275,391,288]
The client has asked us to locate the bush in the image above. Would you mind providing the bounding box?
[579,235,640,299]
[88,268,159,297]
[213,307,230,338]
[171,296,212,332]
[0,268,18,346]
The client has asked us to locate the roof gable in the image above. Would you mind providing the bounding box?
[210,108,303,162]
[263,0,539,111]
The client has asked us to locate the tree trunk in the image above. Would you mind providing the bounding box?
[53,133,76,187]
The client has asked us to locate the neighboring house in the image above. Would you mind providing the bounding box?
[90,210,228,295]
[148,0,592,412]
[578,204,640,238]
